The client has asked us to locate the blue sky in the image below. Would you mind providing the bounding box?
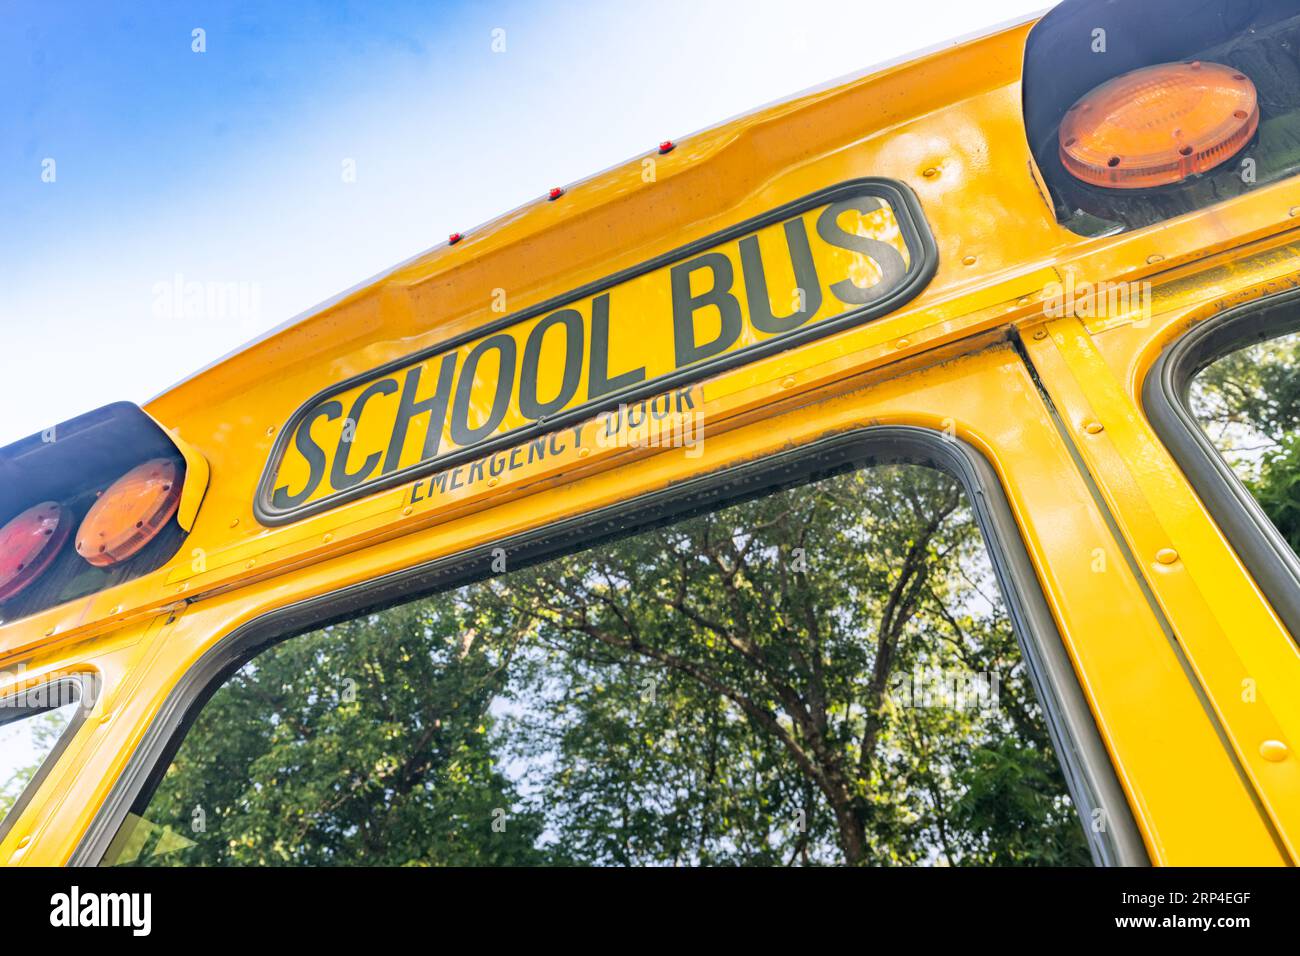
[0,0,1053,446]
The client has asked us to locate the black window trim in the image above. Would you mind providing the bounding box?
[73,425,1146,867]
[1143,289,1300,640]
[0,673,99,846]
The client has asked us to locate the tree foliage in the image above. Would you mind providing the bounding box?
[133,604,545,865]
[0,709,73,822]
[1190,329,1300,553]
[118,464,1091,867]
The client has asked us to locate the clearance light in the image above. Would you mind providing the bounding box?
[658,140,675,154]
[76,458,182,568]
[448,232,463,245]
[548,187,564,201]
[0,501,72,602]
[1059,61,1258,189]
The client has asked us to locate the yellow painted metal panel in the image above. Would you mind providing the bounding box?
[1025,317,1300,860]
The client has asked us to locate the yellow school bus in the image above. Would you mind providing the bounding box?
[3,0,1300,867]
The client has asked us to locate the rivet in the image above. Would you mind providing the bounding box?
[44,627,55,637]
[1260,739,1289,762]
[1032,329,1048,340]
[177,583,188,593]
[895,339,909,350]
[1147,254,1165,264]
[266,426,275,436]
[1155,548,1179,565]
[110,605,121,615]
[99,712,112,725]
[487,477,499,488]
[1084,421,1104,434]
[229,518,239,528]
[1289,206,1300,218]
[15,836,30,849]
[781,377,796,389]
[245,560,255,569]
[322,533,333,543]
[401,506,413,516]
[962,255,977,267]
[578,447,591,459]
[922,166,939,178]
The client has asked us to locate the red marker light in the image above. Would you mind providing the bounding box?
[448,232,463,245]
[0,501,71,603]
[76,458,183,568]
[658,140,675,154]
[548,187,564,201]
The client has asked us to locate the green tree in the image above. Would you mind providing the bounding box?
[484,464,1086,865]
[0,708,74,822]
[1194,332,1300,455]
[1250,434,1300,553]
[125,464,1090,867]
[127,602,544,865]
[1191,329,1300,554]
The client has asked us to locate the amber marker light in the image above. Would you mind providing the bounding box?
[76,458,182,567]
[0,501,72,602]
[1059,61,1259,189]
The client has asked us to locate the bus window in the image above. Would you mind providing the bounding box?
[0,682,86,835]
[103,462,1092,867]
[1189,327,1300,560]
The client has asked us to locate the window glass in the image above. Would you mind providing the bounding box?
[1189,328,1300,559]
[106,463,1091,866]
[0,685,83,828]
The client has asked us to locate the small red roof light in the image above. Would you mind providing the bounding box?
[548,187,564,201]
[448,232,463,245]
[658,140,675,154]
[0,501,71,603]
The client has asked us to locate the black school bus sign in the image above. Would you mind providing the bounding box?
[256,179,936,523]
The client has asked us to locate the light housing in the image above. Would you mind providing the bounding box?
[0,501,72,603]
[75,458,183,568]
[1059,60,1259,190]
